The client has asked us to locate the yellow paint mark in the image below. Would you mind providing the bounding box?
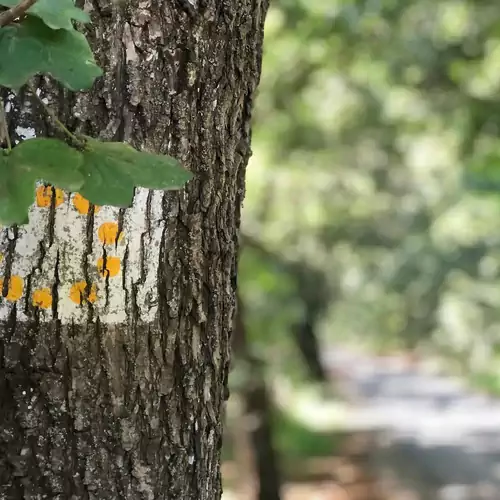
[97,256,121,278]
[87,284,97,303]
[32,288,53,309]
[0,275,24,302]
[0,253,3,262]
[98,222,124,245]
[73,193,101,215]
[69,281,98,305]
[36,185,64,208]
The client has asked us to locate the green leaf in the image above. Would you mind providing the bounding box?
[0,0,90,31]
[0,16,102,90]
[0,138,85,225]
[79,148,136,207]
[10,138,84,192]
[79,138,193,207]
[0,154,36,226]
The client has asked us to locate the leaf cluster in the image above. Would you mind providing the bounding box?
[0,0,192,225]
[0,136,192,224]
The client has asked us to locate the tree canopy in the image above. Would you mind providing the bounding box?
[240,0,500,378]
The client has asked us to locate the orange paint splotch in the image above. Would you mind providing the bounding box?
[36,185,64,208]
[98,222,124,245]
[73,193,101,215]
[32,288,53,309]
[0,275,24,302]
[87,284,97,303]
[69,282,98,305]
[97,256,121,278]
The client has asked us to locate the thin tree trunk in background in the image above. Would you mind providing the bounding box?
[241,235,329,384]
[246,376,282,500]
[233,293,282,500]
[0,1,268,498]
[228,296,256,497]
[292,311,328,383]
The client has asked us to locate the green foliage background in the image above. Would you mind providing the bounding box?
[239,0,500,385]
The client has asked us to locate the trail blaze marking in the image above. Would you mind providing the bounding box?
[98,222,124,245]
[69,281,98,305]
[97,257,121,278]
[36,186,64,208]
[73,193,101,215]
[0,275,24,301]
[32,288,53,309]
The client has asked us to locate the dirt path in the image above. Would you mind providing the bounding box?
[222,430,385,500]
[323,347,500,499]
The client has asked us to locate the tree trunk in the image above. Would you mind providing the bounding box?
[0,2,268,499]
[241,235,329,384]
[292,313,327,384]
[233,294,282,500]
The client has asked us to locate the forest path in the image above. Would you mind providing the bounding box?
[323,347,500,499]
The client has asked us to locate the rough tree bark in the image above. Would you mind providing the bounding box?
[0,1,268,498]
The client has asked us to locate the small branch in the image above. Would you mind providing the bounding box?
[0,0,38,28]
[0,98,12,152]
[28,85,85,148]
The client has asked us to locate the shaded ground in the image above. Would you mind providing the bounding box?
[223,344,500,499]
[324,347,500,499]
[222,430,384,500]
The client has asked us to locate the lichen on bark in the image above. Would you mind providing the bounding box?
[0,1,269,498]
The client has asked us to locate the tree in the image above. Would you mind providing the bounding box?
[0,1,269,498]
[239,0,500,369]
[232,292,282,500]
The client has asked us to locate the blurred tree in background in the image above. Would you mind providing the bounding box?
[225,0,500,498]
[243,0,500,371]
